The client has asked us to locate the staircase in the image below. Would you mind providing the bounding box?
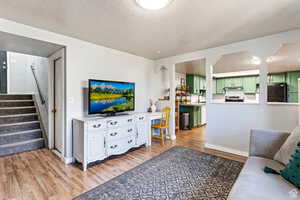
[0,94,44,156]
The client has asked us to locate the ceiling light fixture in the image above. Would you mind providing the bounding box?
[136,0,173,10]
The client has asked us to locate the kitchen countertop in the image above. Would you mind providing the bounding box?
[212,99,259,104]
[180,103,206,107]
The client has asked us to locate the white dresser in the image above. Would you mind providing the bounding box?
[73,113,151,171]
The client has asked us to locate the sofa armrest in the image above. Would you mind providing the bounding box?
[249,129,290,159]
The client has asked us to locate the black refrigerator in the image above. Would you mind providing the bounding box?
[267,83,288,102]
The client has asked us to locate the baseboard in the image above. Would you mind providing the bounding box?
[64,156,75,164]
[205,143,249,157]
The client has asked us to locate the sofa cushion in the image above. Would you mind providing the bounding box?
[228,157,297,200]
[274,126,300,165]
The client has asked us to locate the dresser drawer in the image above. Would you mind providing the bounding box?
[87,120,106,131]
[106,136,135,156]
[105,126,135,141]
[136,114,147,121]
[107,116,135,128]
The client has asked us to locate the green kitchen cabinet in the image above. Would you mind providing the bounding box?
[224,77,243,88]
[212,78,217,94]
[288,92,298,103]
[256,76,260,84]
[216,78,225,94]
[186,75,206,94]
[268,73,286,83]
[195,107,201,126]
[186,75,197,94]
[286,71,300,93]
[286,71,300,103]
[180,106,201,129]
[243,76,257,94]
[224,78,233,88]
[199,76,206,90]
[232,77,243,87]
[186,75,199,94]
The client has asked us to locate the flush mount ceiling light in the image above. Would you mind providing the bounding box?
[136,0,173,10]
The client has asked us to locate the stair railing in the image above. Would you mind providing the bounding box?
[30,65,46,105]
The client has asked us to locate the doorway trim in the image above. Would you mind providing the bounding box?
[48,48,66,161]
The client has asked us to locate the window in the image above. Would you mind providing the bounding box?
[212,51,261,103]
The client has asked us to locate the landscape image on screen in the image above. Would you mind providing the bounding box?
[89,80,134,113]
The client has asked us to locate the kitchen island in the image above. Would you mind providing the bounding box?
[180,103,206,129]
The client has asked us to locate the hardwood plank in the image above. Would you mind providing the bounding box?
[0,126,247,200]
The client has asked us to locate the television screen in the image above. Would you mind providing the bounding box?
[88,79,135,114]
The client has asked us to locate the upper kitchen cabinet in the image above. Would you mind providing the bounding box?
[186,75,206,94]
[268,73,286,83]
[216,78,225,94]
[212,78,217,94]
[267,42,300,103]
[186,74,199,94]
[213,51,261,103]
[243,76,257,94]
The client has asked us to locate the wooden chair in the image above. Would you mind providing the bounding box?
[151,106,171,144]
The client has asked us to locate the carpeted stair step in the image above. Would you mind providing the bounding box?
[0,129,42,145]
[0,113,38,125]
[0,100,35,107]
[0,94,32,100]
[0,138,44,156]
[0,106,36,116]
[0,121,40,134]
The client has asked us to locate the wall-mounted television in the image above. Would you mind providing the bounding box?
[88,79,135,115]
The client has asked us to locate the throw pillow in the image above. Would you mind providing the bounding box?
[280,142,300,188]
[274,126,300,165]
[264,142,300,188]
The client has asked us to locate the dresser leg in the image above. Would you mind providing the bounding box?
[83,162,87,171]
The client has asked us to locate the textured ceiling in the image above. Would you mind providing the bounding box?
[268,42,300,73]
[0,0,300,59]
[175,59,206,76]
[214,51,260,73]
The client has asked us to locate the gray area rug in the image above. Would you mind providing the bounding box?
[74,146,243,200]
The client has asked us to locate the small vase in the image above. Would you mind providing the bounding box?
[151,104,156,113]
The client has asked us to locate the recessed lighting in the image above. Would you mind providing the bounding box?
[157,50,161,54]
[136,0,173,10]
[251,56,261,65]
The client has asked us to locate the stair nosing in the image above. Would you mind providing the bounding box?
[0,120,40,127]
[0,129,42,137]
[0,94,33,95]
[0,138,44,148]
[0,100,34,102]
[0,113,38,118]
[0,106,35,110]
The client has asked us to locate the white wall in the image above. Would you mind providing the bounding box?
[0,19,154,161]
[154,28,300,156]
[7,51,49,136]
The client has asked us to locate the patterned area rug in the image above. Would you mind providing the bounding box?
[74,146,243,200]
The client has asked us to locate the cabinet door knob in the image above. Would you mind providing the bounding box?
[127,128,133,132]
[128,140,133,144]
[110,145,118,149]
[110,132,118,136]
[110,121,118,125]
[93,124,101,128]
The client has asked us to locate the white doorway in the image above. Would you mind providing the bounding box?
[48,48,65,159]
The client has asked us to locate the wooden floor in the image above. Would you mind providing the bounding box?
[0,126,246,200]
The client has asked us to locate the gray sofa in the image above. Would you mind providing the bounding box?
[228,129,298,200]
